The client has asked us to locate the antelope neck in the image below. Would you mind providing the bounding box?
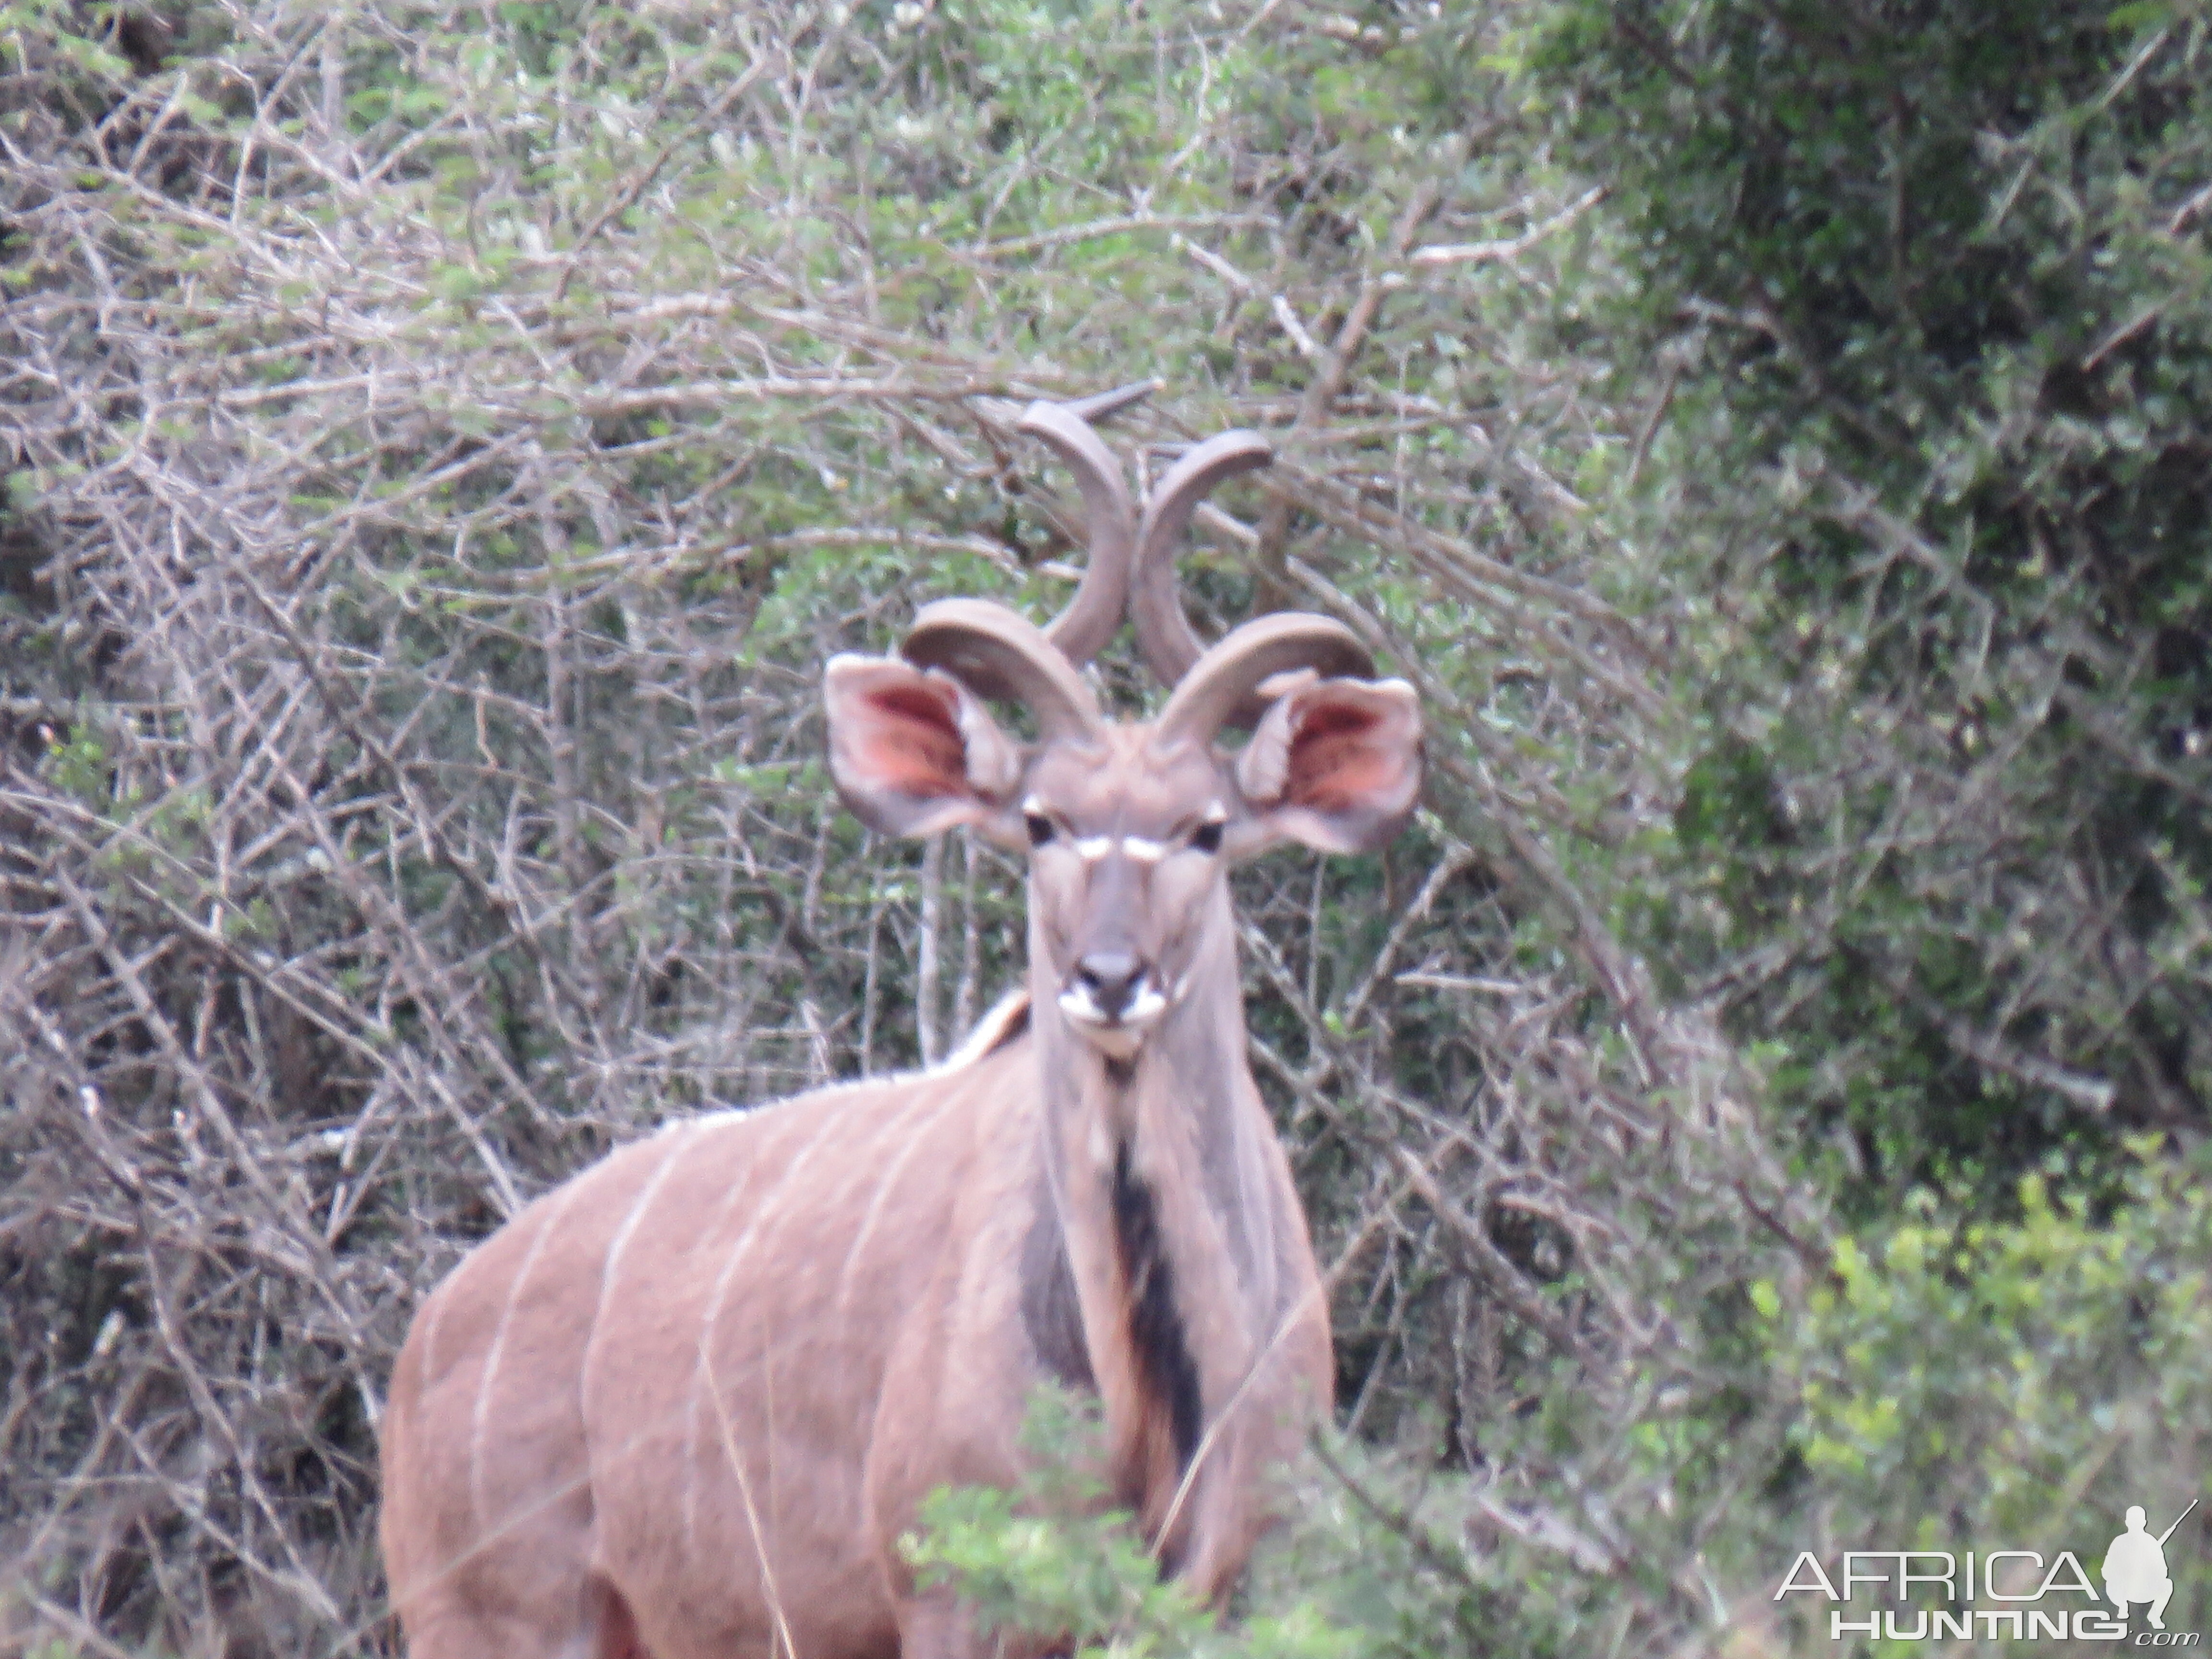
[1023,894,1282,1500]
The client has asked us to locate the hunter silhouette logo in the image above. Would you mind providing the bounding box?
[2104,1502,2196,1633]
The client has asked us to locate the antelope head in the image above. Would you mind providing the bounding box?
[378,398,1414,1659]
[824,401,1423,1066]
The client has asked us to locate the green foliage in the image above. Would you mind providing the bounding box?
[1761,1144,2212,1648]
[0,0,132,82]
[906,1392,1543,1659]
[5,0,2206,1653]
[1531,0,2212,1210]
[902,1391,1353,1656]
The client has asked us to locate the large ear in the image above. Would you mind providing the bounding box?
[1233,676,1423,854]
[823,655,1024,839]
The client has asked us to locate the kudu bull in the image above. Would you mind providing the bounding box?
[378,390,1424,1659]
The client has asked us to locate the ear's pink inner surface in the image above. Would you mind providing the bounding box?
[378,396,1422,1659]
[858,683,968,799]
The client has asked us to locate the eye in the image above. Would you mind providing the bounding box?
[1025,812,1057,848]
[1189,818,1225,855]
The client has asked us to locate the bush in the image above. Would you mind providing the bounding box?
[5,0,2203,1653]
[3,1,1772,1651]
[1529,0,2212,1209]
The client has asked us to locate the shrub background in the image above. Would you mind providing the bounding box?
[0,0,2205,1653]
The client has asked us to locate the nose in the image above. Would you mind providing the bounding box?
[1075,951,1146,1022]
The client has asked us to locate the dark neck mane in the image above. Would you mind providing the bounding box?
[1021,892,1284,1536]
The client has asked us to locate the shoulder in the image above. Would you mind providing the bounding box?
[640,1000,1038,1151]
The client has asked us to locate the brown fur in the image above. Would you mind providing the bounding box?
[381,657,1418,1659]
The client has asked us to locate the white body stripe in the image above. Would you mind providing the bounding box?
[831,1083,973,1320]
[469,1177,592,1530]
[582,1124,703,1390]
[679,1102,851,1556]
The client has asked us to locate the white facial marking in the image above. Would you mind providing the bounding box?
[1073,835,1114,861]
[1057,975,1167,1058]
[1121,836,1168,863]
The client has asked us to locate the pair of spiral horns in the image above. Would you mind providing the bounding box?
[902,384,1373,748]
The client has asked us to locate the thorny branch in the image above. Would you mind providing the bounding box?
[0,4,1807,1654]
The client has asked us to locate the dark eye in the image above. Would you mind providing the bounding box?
[1025,813,1056,848]
[1189,819,1225,855]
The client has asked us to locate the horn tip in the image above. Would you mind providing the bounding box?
[1018,378,1163,433]
[1067,377,1163,422]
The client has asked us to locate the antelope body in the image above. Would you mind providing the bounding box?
[377,394,1423,1659]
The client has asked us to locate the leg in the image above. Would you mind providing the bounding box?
[585,1575,652,1659]
[397,1573,646,1659]
[898,1592,1071,1659]
[397,1600,589,1659]
[896,1592,983,1659]
[2151,1581,2173,1630]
